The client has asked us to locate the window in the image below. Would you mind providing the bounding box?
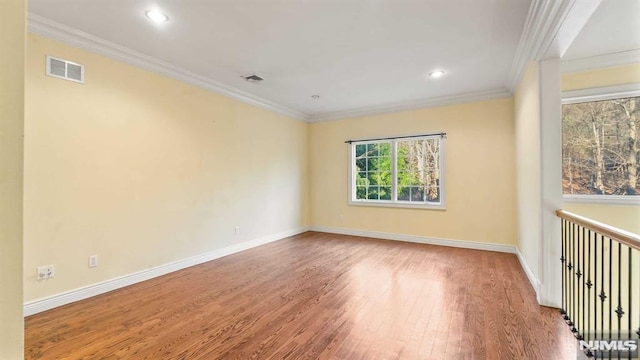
[562,86,640,204]
[349,135,445,209]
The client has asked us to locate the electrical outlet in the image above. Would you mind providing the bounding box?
[234,226,240,235]
[37,265,55,280]
[89,255,98,268]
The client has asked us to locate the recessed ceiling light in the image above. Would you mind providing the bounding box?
[311,95,320,99]
[429,70,445,79]
[145,10,169,23]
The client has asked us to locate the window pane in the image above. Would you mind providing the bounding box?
[410,173,423,186]
[355,144,366,157]
[367,172,378,185]
[355,158,366,171]
[380,187,392,200]
[397,186,410,201]
[367,186,379,200]
[367,143,379,156]
[356,186,367,199]
[410,187,425,202]
[379,143,391,156]
[427,187,440,202]
[367,157,379,170]
[397,171,411,187]
[356,172,368,186]
[396,138,440,202]
[379,171,392,186]
[563,96,639,196]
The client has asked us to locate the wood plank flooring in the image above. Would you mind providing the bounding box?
[25,232,577,359]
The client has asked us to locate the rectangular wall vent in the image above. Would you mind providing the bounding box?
[46,56,84,84]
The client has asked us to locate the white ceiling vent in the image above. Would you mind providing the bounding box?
[46,56,84,84]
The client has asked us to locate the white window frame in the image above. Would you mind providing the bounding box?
[348,135,446,210]
[561,83,640,205]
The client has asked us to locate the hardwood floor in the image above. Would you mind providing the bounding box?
[25,232,577,359]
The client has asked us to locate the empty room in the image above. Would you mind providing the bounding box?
[2,0,640,359]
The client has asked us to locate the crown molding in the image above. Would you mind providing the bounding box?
[27,14,528,125]
[506,0,577,91]
[308,88,511,123]
[562,82,640,104]
[27,13,309,122]
[561,49,640,73]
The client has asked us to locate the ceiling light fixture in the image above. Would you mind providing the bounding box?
[311,95,320,99]
[145,10,169,23]
[429,70,446,79]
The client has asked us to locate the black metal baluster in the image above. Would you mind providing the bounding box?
[628,247,632,360]
[579,226,585,340]
[593,232,602,358]
[600,234,606,341]
[586,229,593,357]
[561,219,567,319]
[570,222,576,332]
[610,237,613,360]
[615,242,624,360]
[577,224,583,338]
[569,221,574,326]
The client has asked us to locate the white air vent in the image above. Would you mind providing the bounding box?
[46,56,84,83]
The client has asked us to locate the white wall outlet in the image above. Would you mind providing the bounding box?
[37,265,55,280]
[89,255,98,268]
[234,226,240,235]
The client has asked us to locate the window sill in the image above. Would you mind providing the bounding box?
[348,200,446,210]
[563,195,640,206]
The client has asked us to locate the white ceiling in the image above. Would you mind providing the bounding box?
[564,0,640,60]
[28,0,531,120]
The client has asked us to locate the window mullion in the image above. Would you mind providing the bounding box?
[392,140,398,203]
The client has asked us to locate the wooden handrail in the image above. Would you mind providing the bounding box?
[556,210,640,251]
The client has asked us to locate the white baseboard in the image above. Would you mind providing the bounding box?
[308,225,517,254]
[515,247,541,303]
[24,226,309,316]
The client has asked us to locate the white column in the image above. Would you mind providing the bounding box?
[538,58,563,307]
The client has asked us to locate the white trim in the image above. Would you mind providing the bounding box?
[563,194,640,206]
[24,226,308,316]
[506,0,575,91]
[308,88,511,122]
[538,58,563,309]
[516,247,541,302]
[27,13,308,122]
[562,83,640,104]
[348,201,446,210]
[309,226,516,254]
[561,49,640,74]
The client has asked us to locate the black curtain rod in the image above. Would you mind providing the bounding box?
[344,132,446,144]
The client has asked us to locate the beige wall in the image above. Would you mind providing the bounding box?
[514,62,542,283]
[0,0,25,358]
[564,203,640,234]
[561,63,640,234]
[562,63,640,91]
[24,34,309,302]
[309,97,518,246]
